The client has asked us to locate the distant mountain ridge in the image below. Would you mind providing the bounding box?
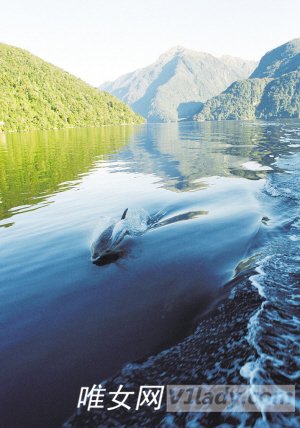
[195,38,300,121]
[100,47,257,122]
[0,43,143,132]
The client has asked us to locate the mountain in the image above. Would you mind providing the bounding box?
[256,70,300,119]
[251,38,300,78]
[195,38,300,121]
[100,47,257,122]
[0,44,144,132]
[220,55,258,77]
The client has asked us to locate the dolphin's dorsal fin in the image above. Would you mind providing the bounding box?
[121,208,128,220]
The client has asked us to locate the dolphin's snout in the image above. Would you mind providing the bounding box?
[91,249,121,266]
[91,247,113,262]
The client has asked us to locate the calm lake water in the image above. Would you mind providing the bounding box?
[0,121,300,427]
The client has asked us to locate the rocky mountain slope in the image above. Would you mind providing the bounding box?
[100,47,256,122]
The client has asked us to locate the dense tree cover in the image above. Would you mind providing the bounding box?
[195,38,300,121]
[257,71,300,119]
[0,44,144,132]
[251,38,300,78]
[195,71,300,121]
[196,78,271,121]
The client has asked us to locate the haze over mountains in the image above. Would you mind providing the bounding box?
[100,47,257,122]
[196,38,300,121]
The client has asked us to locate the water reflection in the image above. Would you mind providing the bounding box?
[0,126,136,222]
[115,120,299,190]
[1,121,299,225]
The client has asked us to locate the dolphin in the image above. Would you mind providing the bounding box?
[90,207,208,265]
[91,208,129,265]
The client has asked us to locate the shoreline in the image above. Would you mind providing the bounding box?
[3,117,300,135]
[0,121,146,135]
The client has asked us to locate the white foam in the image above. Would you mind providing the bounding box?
[242,161,273,172]
[264,181,281,197]
[249,257,270,298]
[240,361,257,380]
[289,234,300,241]
[240,258,269,383]
[124,207,150,234]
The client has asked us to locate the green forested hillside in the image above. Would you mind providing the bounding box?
[196,78,271,121]
[0,43,144,132]
[251,38,300,78]
[256,70,300,118]
[195,38,300,121]
[196,71,300,121]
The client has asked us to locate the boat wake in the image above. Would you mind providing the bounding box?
[238,151,300,427]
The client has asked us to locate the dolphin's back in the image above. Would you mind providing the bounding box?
[91,224,114,255]
[121,208,128,220]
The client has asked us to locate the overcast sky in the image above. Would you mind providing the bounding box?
[1,0,299,86]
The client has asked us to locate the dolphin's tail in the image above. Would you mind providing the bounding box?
[121,208,128,220]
